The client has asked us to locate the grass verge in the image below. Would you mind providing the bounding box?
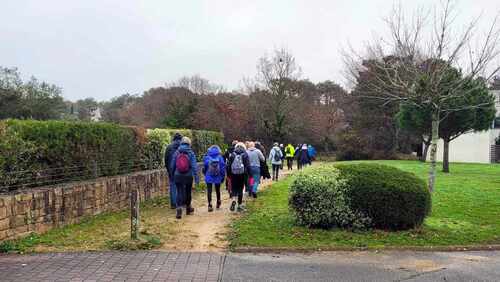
[0,197,176,253]
[230,160,500,250]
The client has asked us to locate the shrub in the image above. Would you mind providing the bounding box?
[335,163,431,230]
[289,165,372,229]
[146,128,224,163]
[289,163,431,231]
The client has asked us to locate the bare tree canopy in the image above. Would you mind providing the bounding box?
[167,74,225,95]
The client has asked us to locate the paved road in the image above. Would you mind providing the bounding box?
[1,250,499,281]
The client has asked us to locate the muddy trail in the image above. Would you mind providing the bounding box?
[160,169,294,252]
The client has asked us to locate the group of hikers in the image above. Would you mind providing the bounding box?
[164,133,317,219]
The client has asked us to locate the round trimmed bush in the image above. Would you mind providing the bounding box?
[335,163,431,230]
[289,165,372,229]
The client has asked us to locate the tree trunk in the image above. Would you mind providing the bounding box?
[442,139,450,173]
[420,141,430,162]
[428,112,439,193]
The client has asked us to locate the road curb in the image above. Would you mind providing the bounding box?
[232,244,500,253]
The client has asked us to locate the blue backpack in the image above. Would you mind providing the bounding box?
[207,157,220,176]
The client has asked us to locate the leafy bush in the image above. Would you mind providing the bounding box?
[289,163,431,231]
[289,165,372,229]
[0,119,144,191]
[146,128,224,163]
[336,163,431,230]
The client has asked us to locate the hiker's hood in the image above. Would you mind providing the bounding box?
[207,145,221,157]
[178,143,193,153]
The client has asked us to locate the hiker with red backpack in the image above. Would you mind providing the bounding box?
[170,137,200,219]
[227,142,251,212]
[202,145,226,212]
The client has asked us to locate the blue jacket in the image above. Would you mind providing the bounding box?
[308,145,317,158]
[202,146,226,184]
[170,143,199,184]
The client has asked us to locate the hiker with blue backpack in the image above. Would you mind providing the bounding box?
[227,142,250,212]
[269,142,283,181]
[202,145,226,212]
[170,137,199,219]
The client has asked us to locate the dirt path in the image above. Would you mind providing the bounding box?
[161,169,294,252]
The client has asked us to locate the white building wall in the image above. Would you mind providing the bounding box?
[431,132,492,164]
[425,89,499,164]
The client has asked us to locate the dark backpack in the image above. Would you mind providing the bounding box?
[273,148,281,162]
[231,153,245,175]
[207,157,220,176]
[175,152,191,173]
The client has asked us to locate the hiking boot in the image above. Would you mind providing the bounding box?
[208,204,213,212]
[230,201,236,211]
[186,206,195,215]
[252,192,257,199]
[237,205,245,212]
[216,200,221,209]
[176,208,182,219]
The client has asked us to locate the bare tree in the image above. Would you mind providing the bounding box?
[168,74,225,95]
[254,48,302,141]
[344,0,500,192]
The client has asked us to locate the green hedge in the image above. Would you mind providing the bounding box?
[336,163,431,230]
[146,128,225,163]
[0,120,144,191]
[289,163,431,231]
[0,121,225,192]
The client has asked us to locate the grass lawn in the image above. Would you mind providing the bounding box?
[230,160,500,249]
[0,197,178,253]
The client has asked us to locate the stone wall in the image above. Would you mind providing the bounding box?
[0,169,175,242]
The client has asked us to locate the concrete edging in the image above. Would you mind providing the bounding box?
[232,244,500,253]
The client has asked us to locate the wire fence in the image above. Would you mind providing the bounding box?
[0,159,163,194]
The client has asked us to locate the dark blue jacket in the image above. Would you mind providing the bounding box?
[202,146,226,184]
[165,140,181,177]
[170,143,199,184]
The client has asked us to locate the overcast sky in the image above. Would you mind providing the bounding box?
[1,0,498,101]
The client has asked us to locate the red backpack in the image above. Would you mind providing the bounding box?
[175,152,191,173]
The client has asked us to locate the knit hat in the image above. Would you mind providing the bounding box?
[181,136,192,145]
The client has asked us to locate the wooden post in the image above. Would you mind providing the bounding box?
[92,160,98,178]
[130,188,140,240]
